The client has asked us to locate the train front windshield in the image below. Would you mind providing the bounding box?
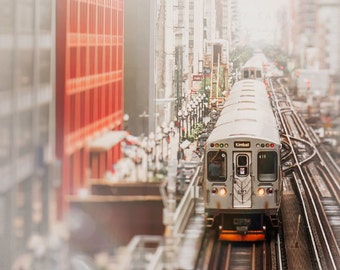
[244,70,249,78]
[207,151,227,181]
[257,151,277,181]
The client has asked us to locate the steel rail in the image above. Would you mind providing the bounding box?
[268,78,323,269]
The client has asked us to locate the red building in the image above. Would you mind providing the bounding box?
[56,0,124,218]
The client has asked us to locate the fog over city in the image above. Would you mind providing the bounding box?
[2,0,340,269]
[238,0,288,44]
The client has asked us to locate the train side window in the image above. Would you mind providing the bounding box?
[256,70,262,78]
[258,151,277,181]
[207,151,227,182]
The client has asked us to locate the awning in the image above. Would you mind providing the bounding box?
[180,139,191,149]
[124,134,141,146]
[87,131,127,152]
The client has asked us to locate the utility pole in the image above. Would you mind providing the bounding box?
[175,46,183,113]
[163,160,177,269]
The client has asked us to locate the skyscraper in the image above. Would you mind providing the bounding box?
[56,0,125,217]
[0,0,54,268]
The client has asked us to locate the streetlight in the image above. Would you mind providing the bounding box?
[139,111,149,136]
[177,110,183,142]
[199,99,203,128]
[205,84,211,107]
[203,94,209,117]
[197,94,203,122]
[194,100,199,126]
[199,93,205,121]
[140,138,149,180]
[123,113,130,130]
[158,124,167,163]
[167,121,175,161]
[186,105,192,136]
[148,132,156,176]
[191,101,196,128]
[155,130,163,174]
[161,125,168,162]
[182,109,188,139]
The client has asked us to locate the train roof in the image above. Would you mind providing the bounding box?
[226,79,267,96]
[206,79,280,145]
[216,107,276,128]
[206,120,280,144]
[221,80,270,109]
[220,96,272,114]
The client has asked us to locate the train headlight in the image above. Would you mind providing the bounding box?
[257,188,266,197]
[218,187,227,197]
[266,187,274,195]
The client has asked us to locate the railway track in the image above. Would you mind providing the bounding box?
[197,229,283,269]
[193,77,339,270]
[225,242,259,269]
[271,77,340,269]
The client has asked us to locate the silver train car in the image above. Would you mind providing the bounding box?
[203,79,282,241]
[241,52,268,80]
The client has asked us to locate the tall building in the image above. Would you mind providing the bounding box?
[124,0,205,135]
[56,0,125,217]
[317,0,340,74]
[172,0,205,121]
[124,0,157,136]
[0,0,54,268]
[154,0,175,128]
[188,0,204,89]
[317,0,340,97]
[289,0,340,95]
[229,0,240,50]
[289,0,319,68]
[215,0,237,47]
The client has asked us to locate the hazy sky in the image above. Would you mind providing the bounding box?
[238,0,288,45]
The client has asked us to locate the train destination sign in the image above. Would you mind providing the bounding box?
[234,141,250,148]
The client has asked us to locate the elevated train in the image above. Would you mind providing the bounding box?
[203,78,282,241]
[241,52,268,81]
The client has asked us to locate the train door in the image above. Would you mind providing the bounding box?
[233,152,252,208]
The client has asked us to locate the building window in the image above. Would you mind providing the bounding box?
[17,110,33,156]
[32,178,43,225]
[39,49,51,85]
[38,104,49,144]
[0,117,11,165]
[0,49,13,91]
[39,1,51,32]
[19,50,34,88]
[0,0,14,32]
[18,0,34,33]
